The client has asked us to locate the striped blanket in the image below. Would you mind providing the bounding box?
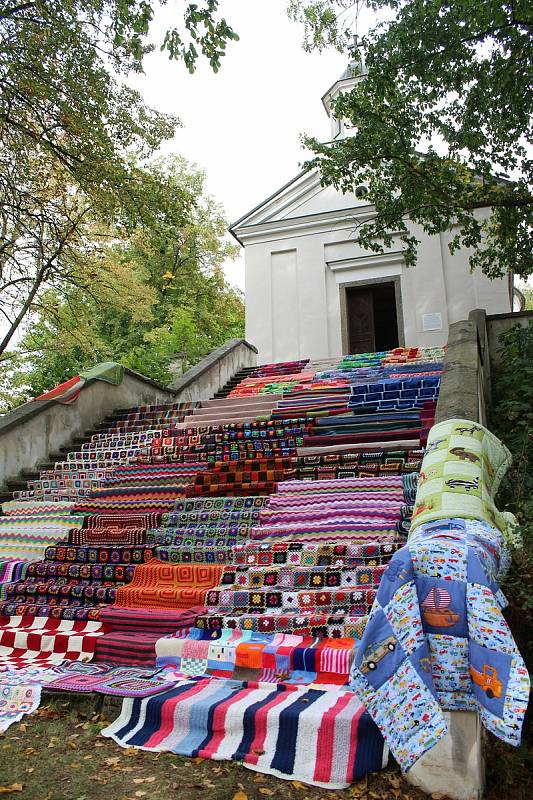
[102,677,387,788]
[1,500,77,516]
[0,561,32,599]
[0,515,85,562]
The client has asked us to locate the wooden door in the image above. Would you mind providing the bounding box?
[346,288,375,354]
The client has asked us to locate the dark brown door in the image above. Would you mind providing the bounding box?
[346,287,375,353]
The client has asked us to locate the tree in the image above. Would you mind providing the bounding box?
[289,1,533,278]
[3,157,243,406]
[0,1,240,356]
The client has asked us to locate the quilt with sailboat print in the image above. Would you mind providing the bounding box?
[349,419,530,771]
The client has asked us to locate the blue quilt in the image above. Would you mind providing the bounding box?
[350,516,529,771]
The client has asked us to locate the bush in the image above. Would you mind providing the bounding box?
[490,320,533,712]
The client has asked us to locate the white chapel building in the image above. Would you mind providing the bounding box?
[230,57,512,363]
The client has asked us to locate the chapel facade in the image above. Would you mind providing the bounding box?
[230,57,513,363]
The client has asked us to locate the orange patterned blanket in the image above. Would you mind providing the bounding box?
[114,561,223,610]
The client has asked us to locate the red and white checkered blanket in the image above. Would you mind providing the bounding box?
[0,616,106,668]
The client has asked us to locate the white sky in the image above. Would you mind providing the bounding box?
[128,0,355,291]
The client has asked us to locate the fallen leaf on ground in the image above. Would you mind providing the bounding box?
[0,786,23,795]
[291,781,308,790]
[232,792,248,800]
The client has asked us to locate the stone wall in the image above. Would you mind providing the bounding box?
[486,309,533,368]
[0,339,258,490]
[0,370,176,489]
[169,339,257,401]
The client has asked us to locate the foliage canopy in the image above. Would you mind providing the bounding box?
[0,1,240,360]
[0,1,243,404]
[1,157,243,408]
[290,1,533,278]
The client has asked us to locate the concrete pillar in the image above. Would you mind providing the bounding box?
[406,712,485,800]
[435,320,482,424]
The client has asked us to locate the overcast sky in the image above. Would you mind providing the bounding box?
[127,0,361,290]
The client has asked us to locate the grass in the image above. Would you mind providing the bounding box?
[0,694,430,800]
[1,694,531,800]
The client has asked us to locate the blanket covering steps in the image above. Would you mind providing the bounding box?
[0,347,528,793]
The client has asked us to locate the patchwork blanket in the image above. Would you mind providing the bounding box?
[102,677,387,788]
[349,420,530,772]
[232,540,403,568]
[219,563,386,589]
[44,544,155,565]
[194,611,368,639]
[25,561,136,583]
[155,627,356,686]
[0,665,56,732]
[205,586,376,616]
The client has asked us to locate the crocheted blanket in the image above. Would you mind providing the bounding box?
[0,561,31,599]
[155,627,355,686]
[0,616,106,667]
[0,515,85,562]
[194,611,368,640]
[0,665,56,732]
[102,677,386,788]
[98,606,205,633]
[114,561,223,609]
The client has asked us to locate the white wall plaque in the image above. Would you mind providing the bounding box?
[422,312,443,331]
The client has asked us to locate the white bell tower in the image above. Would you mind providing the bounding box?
[321,37,367,141]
